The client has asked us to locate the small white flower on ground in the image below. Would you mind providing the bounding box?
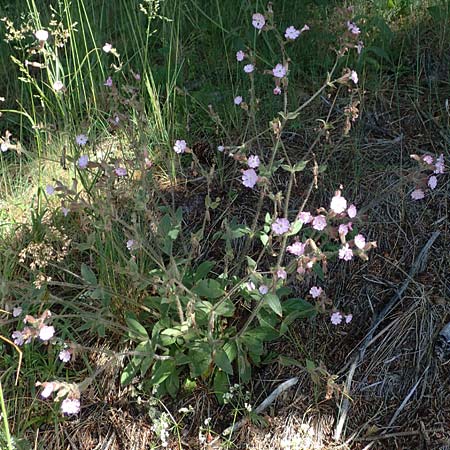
[244,64,254,73]
[39,325,55,341]
[287,241,305,256]
[12,306,22,317]
[273,86,281,95]
[422,155,434,165]
[173,139,187,154]
[345,314,353,324]
[434,154,444,174]
[258,285,269,295]
[285,26,300,40]
[347,204,357,218]
[273,64,287,78]
[309,286,322,298]
[102,43,112,53]
[126,239,135,251]
[428,175,437,190]
[411,188,425,200]
[234,95,243,105]
[236,50,245,61]
[330,193,348,214]
[252,13,266,30]
[40,382,55,398]
[59,349,71,363]
[1,143,8,152]
[312,215,327,231]
[242,168,258,188]
[247,155,260,168]
[115,167,127,177]
[331,311,343,325]
[277,268,287,279]
[77,155,89,169]
[217,145,224,152]
[53,80,64,91]
[354,234,366,249]
[45,185,55,195]
[35,30,49,41]
[339,244,353,261]
[11,330,24,346]
[350,70,358,84]
[271,218,290,235]
[297,211,313,224]
[76,134,88,146]
[61,398,80,415]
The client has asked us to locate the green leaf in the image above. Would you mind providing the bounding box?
[192,279,224,299]
[81,263,97,285]
[265,293,282,317]
[237,351,251,383]
[194,261,215,282]
[286,220,302,237]
[213,369,229,405]
[214,348,233,375]
[214,298,235,317]
[120,359,139,386]
[258,232,269,246]
[125,313,149,341]
[278,355,304,367]
[150,359,175,386]
[165,372,180,398]
[189,342,212,377]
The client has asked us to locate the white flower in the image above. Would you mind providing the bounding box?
[252,13,266,30]
[428,175,437,190]
[236,50,245,61]
[53,80,64,91]
[40,382,55,398]
[217,145,225,152]
[354,234,366,249]
[39,325,55,342]
[331,311,343,325]
[244,64,254,73]
[13,306,22,317]
[347,204,357,218]
[273,64,286,78]
[258,285,269,295]
[234,95,243,105]
[285,26,300,40]
[61,398,80,415]
[35,30,49,42]
[173,139,187,154]
[247,155,260,168]
[242,169,258,188]
[75,134,88,146]
[309,286,322,298]
[330,193,347,214]
[1,143,8,152]
[350,70,358,84]
[59,349,71,363]
[102,43,113,53]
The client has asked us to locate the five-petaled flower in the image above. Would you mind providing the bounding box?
[411,188,425,200]
[76,134,88,146]
[236,50,245,61]
[338,244,353,261]
[285,26,300,40]
[242,168,258,188]
[244,64,254,73]
[173,139,187,154]
[252,13,266,30]
[331,311,343,325]
[330,193,348,214]
[312,215,327,231]
[77,155,89,169]
[247,155,260,168]
[273,64,287,78]
[354,234,366,250]
[287,241,305,256]
[271,218,290,235]
[234,96,243,105]
[309,286,322,298]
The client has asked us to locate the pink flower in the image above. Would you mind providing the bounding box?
[102,43,112,53]
[104,76,113,87]
[422,155,434,165]
[347,21,360,35]
[39,325,55,342]
[234,96,243,105]
[312,215,327,231]
[247,155,260,168]
[61,207,70,217]
[115,167,127,177]
[242,169,258,188]
[297,211,313,224]
[345,314,353,324]
[126,239,136,251]
[339,244,353,261]
[13,306,22,317]
[434,154,444,174]
[271,218,290,235]
[276,268,287,279]
[59,349,71,363]
[338,223,350,236]
[287,241,305,256]
[40,382,55,399]
[347,204,357,218]
[252,13,266,30]
[76,134,88,146]
[309,286,322,298]
[244,64,254,73]
[173,139,187,154]
[350,70,358,84]
[12,330,24,346]
[411,188,425,200]
[331,311,343,325]
[61,398,80,415]
[428,175,437,190]
[236,50,245,61]
[77,155,89,169]
[285,26,300,40]
[45,185,55,195]
[258,285,269,295]
[330,193,347,214]
[273,86,281,95]
[354,234,366,249]
[300,24,310,33]
[273,64,286,78]
[217,145,224,152]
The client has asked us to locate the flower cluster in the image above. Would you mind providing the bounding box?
[11,310,55,346]
[410,153,445,200]
[36,380,81,415]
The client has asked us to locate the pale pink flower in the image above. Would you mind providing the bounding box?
[354,234,366,249]
[244,64,254,73]
[309,286,322,298]
[242,168,258,188]
[12,330,24,346]
[40,382,55,399]
[273,64,287,78]
[61,398,80,415]
[428,175,437,190]
[287,241,305,256]
[338,223,350,236]
[173,139,187,154]
[126,239,135,251]
[76,134,88,146]
[330,193,347,214]
[13,306,22,317]
[234,95,243,105]
[347,204,357,218]
[312,215,327,231]
[350,70,358,84]
[236,50,245,61]
[339,244,353,261]
[102,42,112,53]
[297,211,313,224]
[258,285,269,295]
[422,155,434,165]
[434,154,444,174]
[411,188,425,200]
[273,86,281,95]
[104,76,113,87]
[300,24,310,33]
[77,155,89,169]
[345,314,353,324]
[331,311,343,325]
[247,155,260,168]
[45,185,55,195]
[285,26,300,40]
[271,218,290,235]
[276,268,287,279]
[356,41,364,54]
[252,13,266,30]
[59,349,71,363]
[35,30,49,42]
[347,21,360,35]
[53,80,64,91]
[246,281,256,291]
[39,325,55,342]
[115,167,127,177]
[217,145,225,152]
